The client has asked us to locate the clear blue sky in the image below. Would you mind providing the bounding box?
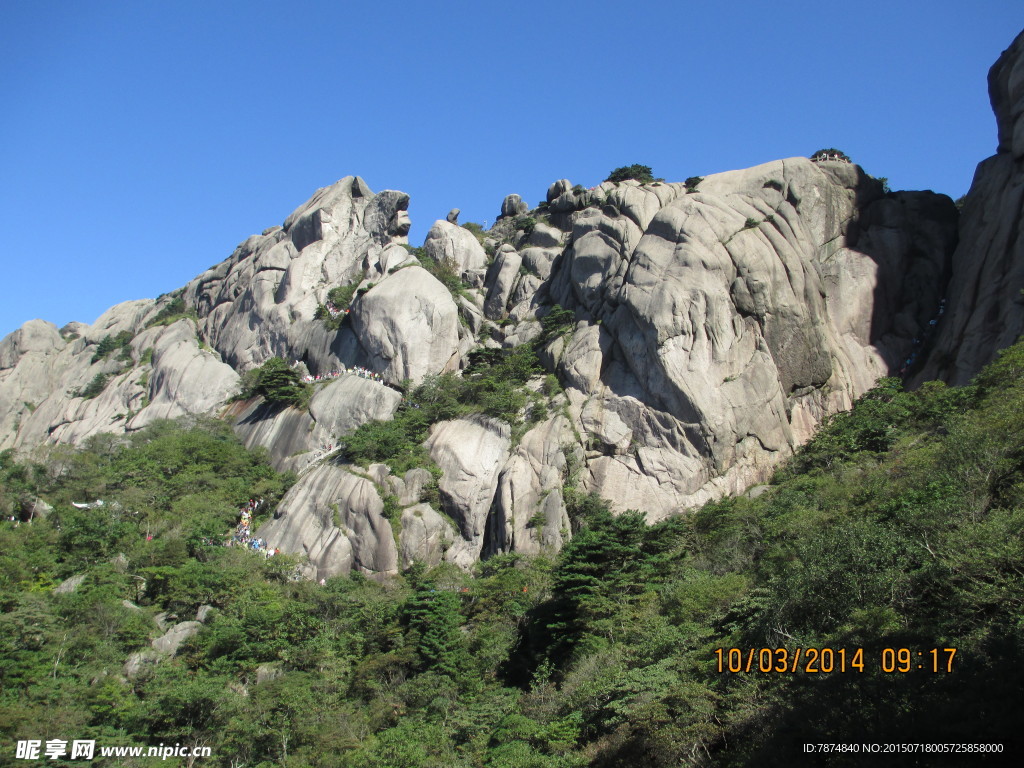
[1,1,1021,339]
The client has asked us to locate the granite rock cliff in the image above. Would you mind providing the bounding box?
[3,31,1023,578]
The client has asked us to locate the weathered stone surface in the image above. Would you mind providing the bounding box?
[256,464,398,581]
[391,467,434,506]
[426,417,511,557]
[123,649,160,679]
[152,621,203,656]
[500,194,529,219]
[309,375,402,441]
[5,32,1024,579]
[918,29,1024,384]
[398,503,474,569]
[424,220,487,278]
[129,320,239,429]
[546,179,572,203]
[483,246,522,320]
[256,663,283,684]
[488,414,572,557]
[446,208,460,224]
[363,190,412,244]
[230,373,399,475]
[558,323,612,394]
[991,29,1024,159]
[351,266,460,385]
[55,574,86,594]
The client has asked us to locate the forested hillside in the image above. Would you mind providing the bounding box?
[2,339,1022,766]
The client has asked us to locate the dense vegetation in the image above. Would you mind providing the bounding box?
[236,358,312,409]
[2,341,1024,766]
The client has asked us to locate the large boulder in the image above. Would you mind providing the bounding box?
[488,414,573,557]
[426,417,511,557]
[256,464,398,580]
[423,220,487,278]
[351,266,460,385]
[500,194,529,219]
[483,245,522,320]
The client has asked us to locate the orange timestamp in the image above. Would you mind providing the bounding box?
[713,647,957,674]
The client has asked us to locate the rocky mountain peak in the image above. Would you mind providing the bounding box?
[3,30,1024,578]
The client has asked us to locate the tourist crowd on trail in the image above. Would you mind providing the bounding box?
[898,298,946,377]
[299,365,385,384]
[307,443,336,465]
[225,498,280,558]
[324,302,351,319]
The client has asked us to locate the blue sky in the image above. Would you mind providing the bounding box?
[1,1,1021,339]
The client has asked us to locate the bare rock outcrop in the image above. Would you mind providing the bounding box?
[426,417,511,558]
[544,158,958,515]
[350,266,460,386]
[918,29,1024,384]
[488,413,573,557]
[423,220,488,281]
[256,464,398,581]
[231,374,401,472]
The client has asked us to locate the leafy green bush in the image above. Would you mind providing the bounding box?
[315,283,359,330]
[684,176,704,192]
[605,164,655,184]
[91,331,134,363]
[514,216,537,236]
[73,373,110,399]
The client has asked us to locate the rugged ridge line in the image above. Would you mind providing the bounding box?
[4,30,1023,578]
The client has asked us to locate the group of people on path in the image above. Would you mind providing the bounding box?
[302,369,344,383]
[898,298,946,377]
[298,365,385,384]
[225,498,280,558]
[324,301,351,319]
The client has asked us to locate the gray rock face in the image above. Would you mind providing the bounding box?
[426,417,511,557]
[128,319,239,430]
[54,574,86,594]
[350,266,460,385]
[918,29,1024,385]
[500,194,529,219]
[7,33,1024,579]
[489,414,573,557]
[231,374,401,472]
[546,179,572,203]
[123,649,160,679]
[124,618,203,678]
[446,208,460,224]
[423,220,488,278]
[152,621,203,655]
[255,464,398,581]
[399,504,462,568]
[540,158,958,515]
[484,246,522,320]
[991,29,1024,160]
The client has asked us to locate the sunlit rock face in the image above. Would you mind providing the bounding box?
[917,28,1024,385]
[15,29,1024,581]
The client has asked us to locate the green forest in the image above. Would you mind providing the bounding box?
[2,340,1023,766]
